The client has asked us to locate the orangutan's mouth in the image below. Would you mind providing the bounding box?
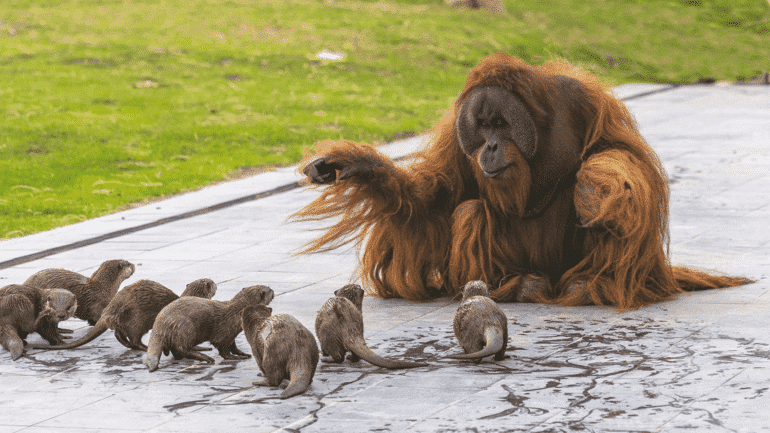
[482,165,510,179]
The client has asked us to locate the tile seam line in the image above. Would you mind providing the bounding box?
[0,88,675,271]
[620,83,679,101]
[0,182,299,270]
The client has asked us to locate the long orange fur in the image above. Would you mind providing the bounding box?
[292,53,753,309]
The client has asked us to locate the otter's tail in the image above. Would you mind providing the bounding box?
[280,361,315,399]
[673,266,754,291]
[29,320,109,350]
[4,335,25,361]
[448,326,504,361]
[346,336,427,369]
[145,334,163,372]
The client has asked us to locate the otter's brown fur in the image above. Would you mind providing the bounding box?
[145,285,274,371]
[242,305,319,399]
[449,281,509,363]
[24,260,135,330]
[315,284,427,369]
[31,278,217,351]
[0,284,78,348]
[1,294,38,360]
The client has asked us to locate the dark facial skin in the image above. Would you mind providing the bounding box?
[455,86,538,180]
[455,78,586,218]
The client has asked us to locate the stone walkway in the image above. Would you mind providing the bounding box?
[1,84,769,432]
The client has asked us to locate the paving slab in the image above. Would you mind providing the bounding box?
[1,83,769,432]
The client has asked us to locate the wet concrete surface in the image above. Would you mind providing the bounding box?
[1,83,769,432]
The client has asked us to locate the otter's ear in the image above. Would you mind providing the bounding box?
[523,75,587,218]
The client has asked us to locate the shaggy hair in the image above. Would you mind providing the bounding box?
[292,53,752,309]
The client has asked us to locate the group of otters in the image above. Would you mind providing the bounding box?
[1,259,508,399]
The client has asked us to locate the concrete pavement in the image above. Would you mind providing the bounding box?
[0,83,769,432]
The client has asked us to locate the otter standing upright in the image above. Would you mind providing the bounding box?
[144,285,274,371]
[449,280,509,363]
[241,305,319,399]
[315,284,427,369]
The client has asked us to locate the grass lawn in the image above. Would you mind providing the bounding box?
[1,0,769,239]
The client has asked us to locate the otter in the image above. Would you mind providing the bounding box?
[315,284,427,369]
[0,284,78,348]
[144,285,274,371]
[30,278,217,351]
[448,280,509,363]
[241,305,319,399]
[1,294,38,360]
[24,260,135,335]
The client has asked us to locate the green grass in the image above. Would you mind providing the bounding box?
[511,0,770,83]
[1,0,769,239]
